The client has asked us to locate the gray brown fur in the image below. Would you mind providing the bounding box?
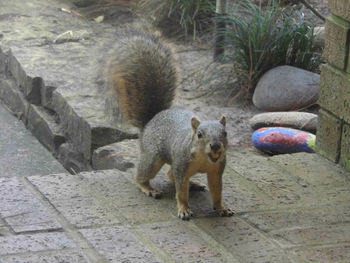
[106,31,178,128]
[106,31,234,220]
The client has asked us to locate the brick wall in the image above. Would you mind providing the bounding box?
[317,0,350,171]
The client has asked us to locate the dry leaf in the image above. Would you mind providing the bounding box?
[94,15,104,23]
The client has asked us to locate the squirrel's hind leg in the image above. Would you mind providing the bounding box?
[135,154,164,199]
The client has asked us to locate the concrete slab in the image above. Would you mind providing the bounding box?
[0,104,66,177]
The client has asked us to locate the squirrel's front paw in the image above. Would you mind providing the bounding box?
[178,207,193,220]
[216,207,235,217]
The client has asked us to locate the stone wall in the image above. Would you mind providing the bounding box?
[317,0,350,171]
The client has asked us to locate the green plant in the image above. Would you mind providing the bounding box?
[217,0,316,96]
[137,0,215,38]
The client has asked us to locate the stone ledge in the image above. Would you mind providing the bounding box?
[0,1,139,172]
[0,78,29,123]
[0,39,137,172]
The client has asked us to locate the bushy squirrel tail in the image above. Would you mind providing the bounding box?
[106,30,178,129]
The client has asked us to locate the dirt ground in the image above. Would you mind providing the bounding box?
[74,0,329,148]
[176,0,329,147]
[170,0,328,147]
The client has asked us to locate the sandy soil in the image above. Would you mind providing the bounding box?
[172,45,262,148]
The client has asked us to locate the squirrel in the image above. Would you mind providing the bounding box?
[106,30,234,220]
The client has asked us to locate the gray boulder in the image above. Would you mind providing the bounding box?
[253,66,320,111]
[249,111,318,133]
[92,139,138,171]
[313,26,325,50]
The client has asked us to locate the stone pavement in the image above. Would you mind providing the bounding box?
[1,105,350,263]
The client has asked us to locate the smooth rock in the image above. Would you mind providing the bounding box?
[253,66,320,111]
[92,139,138,171]
[58,143,92,174]
[252,127,316,154]
[313,26,325,50]
[249,112,318,133]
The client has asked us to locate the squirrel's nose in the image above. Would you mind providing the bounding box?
[210,143,221,153]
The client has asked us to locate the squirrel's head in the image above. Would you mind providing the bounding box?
[191,116,228,163]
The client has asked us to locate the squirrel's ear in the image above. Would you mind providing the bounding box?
[191,117,200,131]
[219,116,226,127]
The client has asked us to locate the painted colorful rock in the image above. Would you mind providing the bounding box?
[252,127,315,154]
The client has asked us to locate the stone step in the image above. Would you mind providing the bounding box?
[0,42,137,172]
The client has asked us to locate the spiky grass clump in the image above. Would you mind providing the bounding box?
[136,0,215,38]
[218,0,316,97]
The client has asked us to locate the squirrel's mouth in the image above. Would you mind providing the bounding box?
[208,152,221,163]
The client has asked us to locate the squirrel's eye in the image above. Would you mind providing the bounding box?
[223,131,227,137]
[197,131,203,139]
